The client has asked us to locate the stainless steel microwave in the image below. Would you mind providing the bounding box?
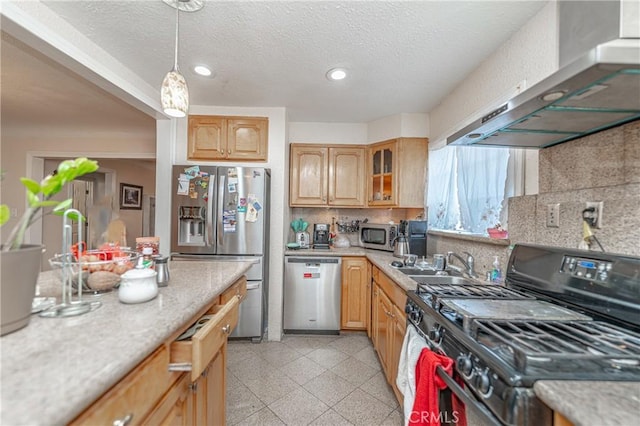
[359,223,398,252]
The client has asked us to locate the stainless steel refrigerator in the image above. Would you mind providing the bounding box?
[171,165,270,342]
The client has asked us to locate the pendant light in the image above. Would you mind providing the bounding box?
[161,0,204,118]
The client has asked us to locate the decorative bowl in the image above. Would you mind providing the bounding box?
[487,228,509,239]
[49,249,138,293]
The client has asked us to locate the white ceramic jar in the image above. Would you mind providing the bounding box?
[118,268,158,304]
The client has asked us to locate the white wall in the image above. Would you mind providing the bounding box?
[160,105,287,341]
[288,122,368,144]
[289,113,429,145]
[428,1,559,149]
[367,113,430,142]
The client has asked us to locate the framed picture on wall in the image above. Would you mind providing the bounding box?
[120,183,143,210]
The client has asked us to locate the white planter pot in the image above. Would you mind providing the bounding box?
[1,245,43,336]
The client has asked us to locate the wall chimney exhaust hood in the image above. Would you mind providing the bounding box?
[448,0,640,149]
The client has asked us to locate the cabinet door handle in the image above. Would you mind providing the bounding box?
[221,149,225,155]
[189,382,198,393]
[113,414,133,426]
[222,324,231,334]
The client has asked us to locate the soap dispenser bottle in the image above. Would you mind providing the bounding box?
[491,256,503,284]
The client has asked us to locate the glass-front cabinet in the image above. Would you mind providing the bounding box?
[368,141,396,206]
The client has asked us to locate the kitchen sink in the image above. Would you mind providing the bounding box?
[394,266,463,277]
[411,275,477,285]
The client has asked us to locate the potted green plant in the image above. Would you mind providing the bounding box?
[1,157,99,335]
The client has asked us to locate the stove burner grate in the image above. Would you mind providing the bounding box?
[472,319,640,373]
[416,283,531,300]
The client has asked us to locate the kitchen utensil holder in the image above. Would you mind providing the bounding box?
[40,209,101,318]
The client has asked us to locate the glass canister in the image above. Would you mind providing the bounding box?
[136,237,160,255]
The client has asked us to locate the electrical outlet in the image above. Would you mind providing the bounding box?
[547,203,560,228]
[585,201,603,229]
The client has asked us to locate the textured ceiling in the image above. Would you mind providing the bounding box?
[34,0,548,123]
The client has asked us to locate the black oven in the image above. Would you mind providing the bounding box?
[403,244,640,426]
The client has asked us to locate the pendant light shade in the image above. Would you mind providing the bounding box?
[161,0,203,117]
[161,69,189,118]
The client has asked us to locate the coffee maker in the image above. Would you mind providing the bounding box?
[312,224,330,249]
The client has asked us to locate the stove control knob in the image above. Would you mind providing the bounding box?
[411,310,423,323]
[456,354,473,378]
[405,303,413,315]
[475,371,492,397]
[428,325,442,343]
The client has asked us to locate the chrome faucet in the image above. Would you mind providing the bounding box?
[446,251,477,278]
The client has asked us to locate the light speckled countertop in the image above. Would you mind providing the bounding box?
[0,260,254,425]
[534,381,640,426]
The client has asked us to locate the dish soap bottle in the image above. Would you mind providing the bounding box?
[491,256,502,284]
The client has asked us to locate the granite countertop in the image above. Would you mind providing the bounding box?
[0,259,254,425]
[534,381,640,426]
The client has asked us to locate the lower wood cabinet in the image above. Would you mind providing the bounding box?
[143,373,193,425]
[341,257,370,330]
[370,266,407,404]
[71,278,244,426]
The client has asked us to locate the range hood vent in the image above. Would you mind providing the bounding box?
[448,1,640,149]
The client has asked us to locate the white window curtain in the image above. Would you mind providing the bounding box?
[427,147,459,230]
[427,146,510,234]
[457,146,510,233]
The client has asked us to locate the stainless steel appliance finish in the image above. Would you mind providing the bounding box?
[312,223,330,249]
[283,257,341,333]
[448,0,639,149]
[404,244,640,425]
[171,166,270,341]
[359,223,398,252]
[392,233,410,258]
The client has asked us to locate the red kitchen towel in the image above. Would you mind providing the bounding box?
[410,348,467,426]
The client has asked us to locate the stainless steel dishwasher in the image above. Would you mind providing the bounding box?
[283,256,342,333]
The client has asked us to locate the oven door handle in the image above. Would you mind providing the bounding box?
[435,366,502,426]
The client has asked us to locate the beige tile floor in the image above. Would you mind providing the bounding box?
[226,332,403,425]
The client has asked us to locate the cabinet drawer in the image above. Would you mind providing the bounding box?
[170,296,239,381]
[375,268,407,310]
[219,277,247,305]
[71,345,177,426]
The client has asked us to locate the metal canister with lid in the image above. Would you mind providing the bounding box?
[155,256,170,287]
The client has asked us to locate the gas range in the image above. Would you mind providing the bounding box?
[405,244,640,425]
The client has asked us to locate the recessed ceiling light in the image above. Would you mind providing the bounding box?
[194,65,212,76]
[326,68,347,81]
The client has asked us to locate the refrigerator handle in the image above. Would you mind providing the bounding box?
[218,174,226,247]
[206,174,215,247]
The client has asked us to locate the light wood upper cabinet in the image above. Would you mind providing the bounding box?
[290,145,328,206]
[341,257,370,330]
[328,147,366,206]
[367,137,428,208]
[188,116,226,160]
[227,118,268,161]
[290,144,366,207]
[188,115,268,161]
